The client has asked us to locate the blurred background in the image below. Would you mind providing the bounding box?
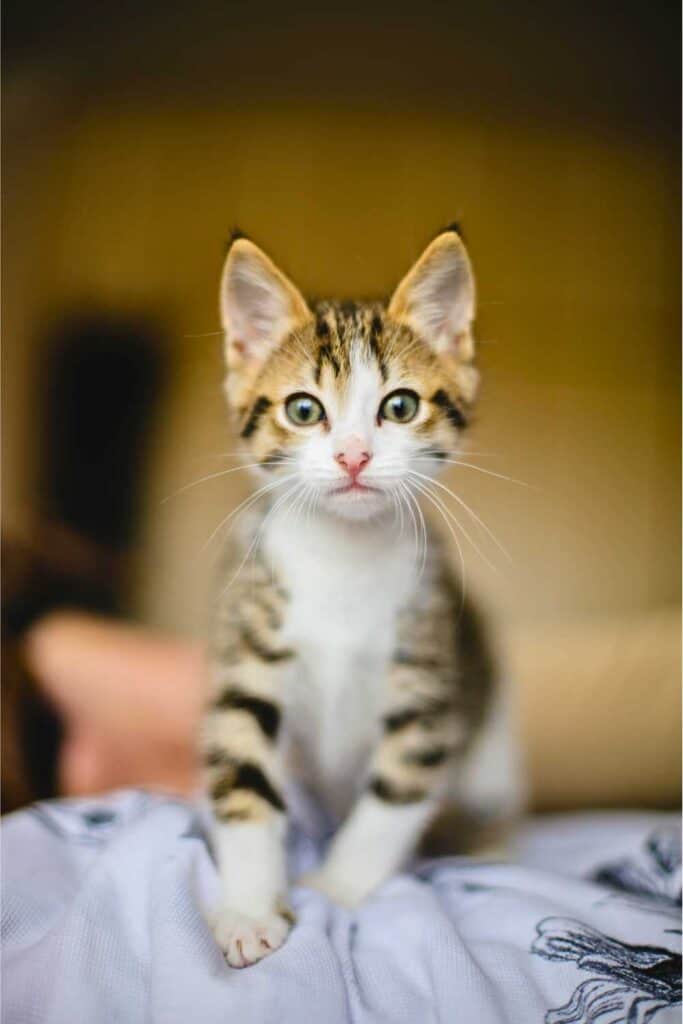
[3,1,680,811]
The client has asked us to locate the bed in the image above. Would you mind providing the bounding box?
[2,789,680,1023]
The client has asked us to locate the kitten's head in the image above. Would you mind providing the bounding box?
[219,228,479,521]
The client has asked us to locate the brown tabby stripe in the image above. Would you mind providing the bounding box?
[369,776,428,804]
[383,707,422,732]
[314,343,340,383]
[393,650,442,670]
[214,688,281,739]
[213,642,242,666]
[240,624,293,663]
[430,389,467,430]
[402,745,450,768]
[215,807,252,822]
[260,449,287,470]
[212,761,285,811]
[417,445,448,461]
[383,699,452,733]
[240,396,272,438]
[247,591,284,629]
[277,904,297,926]
[315,315,330,337]
[369,315,388,381]
[205,747,228,767]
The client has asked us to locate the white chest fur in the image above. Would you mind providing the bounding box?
[263,510,417,818]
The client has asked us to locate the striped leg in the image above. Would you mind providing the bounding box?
[204,569,295,967]
[303,680,463,906]
[303,585,476,907]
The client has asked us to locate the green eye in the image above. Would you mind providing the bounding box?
[284,392,326,426]
[379,389,420,424]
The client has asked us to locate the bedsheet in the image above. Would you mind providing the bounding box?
[2,790,680,1023]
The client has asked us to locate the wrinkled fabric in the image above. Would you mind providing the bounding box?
[2,790,680,1024]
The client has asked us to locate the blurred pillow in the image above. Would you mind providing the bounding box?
[505,607,681,811]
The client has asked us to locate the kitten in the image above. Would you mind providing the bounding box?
[203,228,523,967]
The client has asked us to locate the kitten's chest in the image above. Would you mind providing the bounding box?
[263,512,415,812]
[264,510,415,648]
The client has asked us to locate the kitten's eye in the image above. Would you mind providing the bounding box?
[284,392,326,426]
[379,389,420,424]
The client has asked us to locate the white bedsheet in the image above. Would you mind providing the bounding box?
[2,790,680,1023]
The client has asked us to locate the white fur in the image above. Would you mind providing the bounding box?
[265,505,417,820]
[211,817,291,965]
[302,795,437,907]
[213,818,287,919]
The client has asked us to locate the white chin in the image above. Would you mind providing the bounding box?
[320,488,392,521]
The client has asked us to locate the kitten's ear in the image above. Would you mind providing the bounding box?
[220,236,312,372]
[388,228,476,361]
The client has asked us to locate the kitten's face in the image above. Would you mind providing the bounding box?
[220,231,479,522]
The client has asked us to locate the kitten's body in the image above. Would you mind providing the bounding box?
[204,234,523,967]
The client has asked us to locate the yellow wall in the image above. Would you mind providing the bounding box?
[4,4,680,639]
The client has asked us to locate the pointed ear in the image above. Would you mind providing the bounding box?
[219,237,312,372]
[388,229,476,361]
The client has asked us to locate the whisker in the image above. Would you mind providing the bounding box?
[259,484,305,587]
[400,484,413,553]
[200,473,296,555]
[304,484,319,527]
[415,457,529,487]
[220,481,301,595]
[408,479,467,610]
[388,488,401,530]
[162,462,286,503]
[215,451,297,462]
[410,473,506,571]
[395,479,411,552]
[308,485,322,528]
[405,481,429,581]
[289,482,313,531]
[398,480,422,577]
[400,482,425,582]
[410,476,498,575]
[416,448,501,459]
[413,470,513,565]
[395,482,406,536]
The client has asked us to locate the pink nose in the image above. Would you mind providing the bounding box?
[335,438,372,479]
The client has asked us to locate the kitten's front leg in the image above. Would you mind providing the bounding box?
[304,673,462,907]
[204,581,295,967]
[301,790,438,909]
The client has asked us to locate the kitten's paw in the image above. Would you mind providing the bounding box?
[211,905,293,968]
[298,869,371,909]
